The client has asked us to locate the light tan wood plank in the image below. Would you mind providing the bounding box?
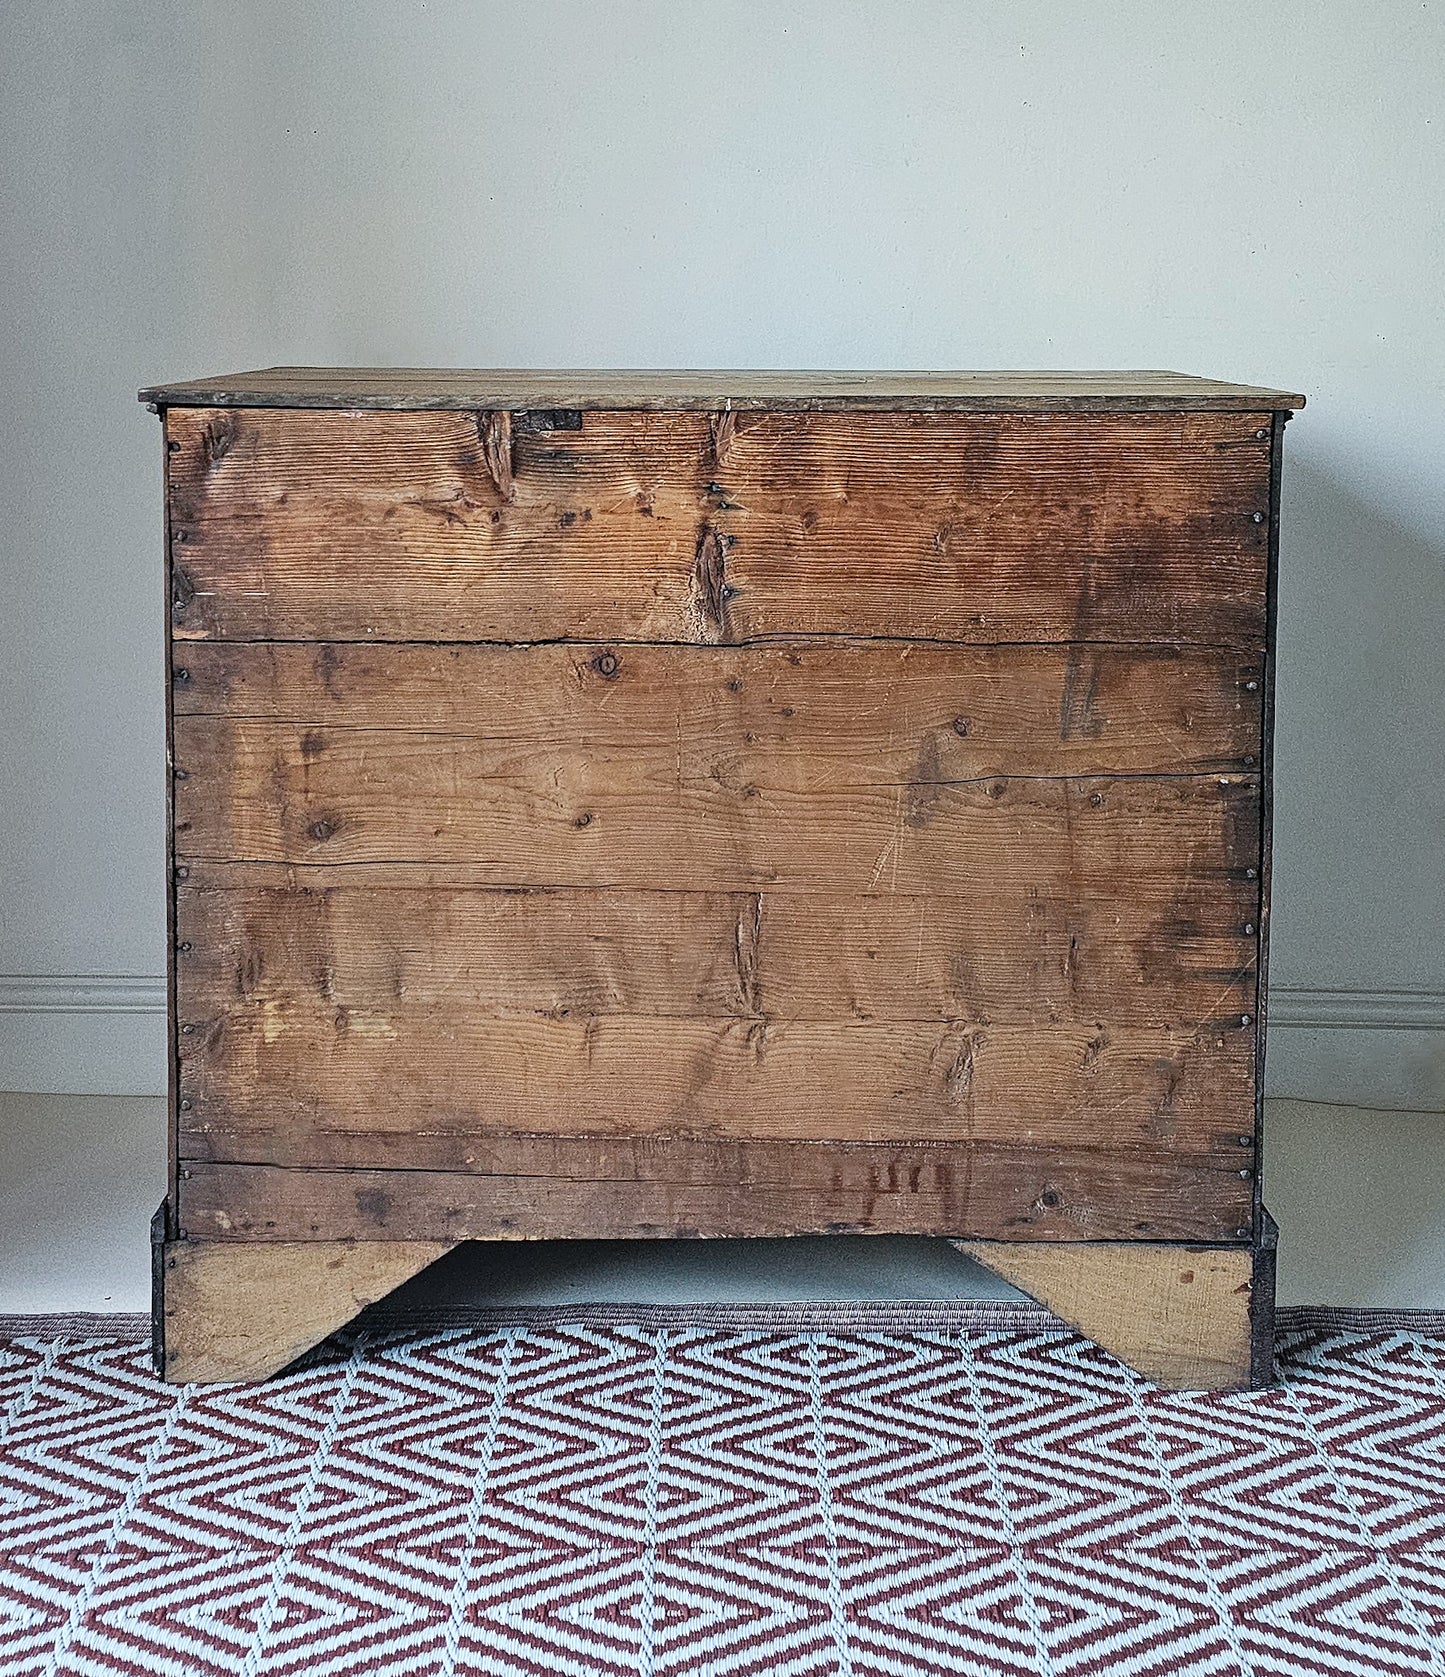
[955,1238,1259,1389]
[158,1238,454,1383]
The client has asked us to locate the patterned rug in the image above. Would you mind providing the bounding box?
[2,1307,1443,1676]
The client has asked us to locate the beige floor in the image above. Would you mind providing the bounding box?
[0,1091,1440,1314]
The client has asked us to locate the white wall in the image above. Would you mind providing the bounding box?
[3,0,1444,1110]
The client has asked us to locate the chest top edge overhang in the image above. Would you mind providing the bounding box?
[138,368,1307,414]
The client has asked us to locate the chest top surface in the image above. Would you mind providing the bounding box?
[140,367,1305,413]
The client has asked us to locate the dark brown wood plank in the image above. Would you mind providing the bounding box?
[173,1128,1253,1188]
[176,1147,1253,1244]
[141,367,1306,412]
[175,1007,1254,1150]
[175,869,1256,1030]
[173,640,1262,777]
[166,409,1273,644]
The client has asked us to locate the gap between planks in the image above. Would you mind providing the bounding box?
[173,634,1263,653]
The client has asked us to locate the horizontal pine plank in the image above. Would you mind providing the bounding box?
[172,640,1261,775]
[166,408,1272,644]
[175,1008,1254,1150]
[176,870,1255,1030]
[172,712,1259,890]
[176,1147,1253,1243]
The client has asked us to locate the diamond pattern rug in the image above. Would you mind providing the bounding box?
[2,1310,1443,1675]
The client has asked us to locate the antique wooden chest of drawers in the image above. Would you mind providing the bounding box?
[140,369,1302,1387]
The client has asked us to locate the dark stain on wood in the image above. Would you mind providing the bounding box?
[1059,649,1105,739]
[202,412,238,469]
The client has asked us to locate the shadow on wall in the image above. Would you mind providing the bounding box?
[1266,455,1445,1110]
[1266,1100,1445,1310]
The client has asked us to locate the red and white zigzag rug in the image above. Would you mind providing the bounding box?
[2,1308,1443,1676]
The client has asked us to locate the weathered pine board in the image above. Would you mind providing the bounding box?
[172,718,1259,889]
[142,367,1307,412]
[174,1008,1254,1150]
[172,641,1261,777]
[175,869,1256,1030]
[166,409,1273,645]
[176,1147,1253,1244]
[159,1239,454,1383]
[174,1129,1254,1192]
[955,1239,1259,1389]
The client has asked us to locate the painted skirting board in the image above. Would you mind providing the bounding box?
[1268,989,1445,1032]
[1264,989,1445,1111]
[0,976,166,1097]
[1,975,1443,1107]
[0,976,165,1016]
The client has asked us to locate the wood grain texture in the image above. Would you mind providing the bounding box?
[173,640,1262,775]
[955,1238,1258,1389]
[175,867,1256,1032]
[141,367,1307,412]
[172,713,1260,891]
[175,1005,1254,1150]
[176,1150,1252,1245]
[165,408,1273,645]
[158,1237,454,1383]
[172,1129,1252,1195]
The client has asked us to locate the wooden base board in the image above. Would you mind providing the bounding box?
[153,1223,455,1382]
[954,1221,1277,1390]
[151,1210,1278,1389]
